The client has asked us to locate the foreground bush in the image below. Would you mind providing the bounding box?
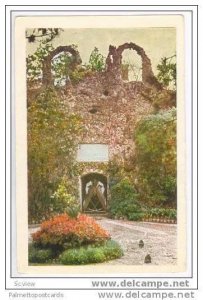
[59,240,123,265]
[101,240,124,260]
[28,244,54,263]
[32,214,110,250]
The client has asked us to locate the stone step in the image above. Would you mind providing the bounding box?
[85,211,109,219]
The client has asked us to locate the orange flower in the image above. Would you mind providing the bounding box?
[32,213,110,247]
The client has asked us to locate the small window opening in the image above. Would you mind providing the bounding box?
[89,105,100,114]
[103,90,109,96]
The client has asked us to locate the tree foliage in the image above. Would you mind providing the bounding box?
[27,43,94,86]
[157,55,176,90]
[26,43,80,85]
[27,43,54,82]
[50,180,80,218]
[109,178,144,220]
[88,47,106,71]
[28,88,82,223]
[26,28,63,43]
[51,44,84,86]
[134,108,177,206]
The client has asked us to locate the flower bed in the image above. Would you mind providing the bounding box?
[142,208,177,223]
[29,213,123,265]
[32,213,110,249]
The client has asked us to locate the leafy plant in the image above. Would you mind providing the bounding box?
[26,28,63,43]
[59,240,123,265]
[109,178,144,220]
[69,66,93,84]
[146,208,177,220]
[157,55,176,90]
[102,240,124,260]
[32,214,110,250]
[51,51,73,86]
[28,244,54,263]
[134,108,177,206]
[50,180,80,218]
[28,88,82,223]
[27,43,54,82]
[51,45,81,86]
[27,43,83,85]
[105,156,135,189]
[88,47,106,71]
[60,247,90,265]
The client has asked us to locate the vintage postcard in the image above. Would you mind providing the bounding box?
[12,14,188,276]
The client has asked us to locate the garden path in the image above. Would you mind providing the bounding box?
[96,218,177,265]
[28,217,177,266]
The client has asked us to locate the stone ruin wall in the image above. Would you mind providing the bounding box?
[28,42,172,164]
[62,76,153,160]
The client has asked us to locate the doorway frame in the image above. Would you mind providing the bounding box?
[79,171,109,212]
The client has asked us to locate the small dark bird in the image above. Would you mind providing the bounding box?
[144,254,152,264]
[139,240,144,248]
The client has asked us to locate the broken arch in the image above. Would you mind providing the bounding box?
[42,45,82,86]
[106,42,162,89]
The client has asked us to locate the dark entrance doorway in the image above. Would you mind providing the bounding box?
[81,173,107,212]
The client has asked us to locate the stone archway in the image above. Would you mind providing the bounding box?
[42,45,82,86]
[105,42,162,89]
[81,173,107,213]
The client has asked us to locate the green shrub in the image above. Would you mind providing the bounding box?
[28,87,82,223]
[127,212,146,221]
[102,240,124,260]
[88,47,105,71]
[29,244,54,263]
[59,248,89,265]
[109,178,144,220]
[32,214,110,250]
[50,180,80,218]
[69,66,93,84]
[134,108,177,206]
[146,208,177,220]
[86,248,106,263]
[59,240,123,265]
[157,55,176,90]
[106,157,125,187]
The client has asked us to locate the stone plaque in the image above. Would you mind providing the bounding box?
[77,144,109,162]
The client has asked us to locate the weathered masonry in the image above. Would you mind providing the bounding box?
[28,42,175,213]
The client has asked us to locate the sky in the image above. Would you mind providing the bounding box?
[27,27,176,75]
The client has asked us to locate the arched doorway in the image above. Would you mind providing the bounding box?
[81,173,107,213]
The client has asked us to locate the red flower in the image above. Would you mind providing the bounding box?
[32,213,110,247]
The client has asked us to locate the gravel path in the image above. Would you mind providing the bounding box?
[96,218,177,265]
[28,218,177,266]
